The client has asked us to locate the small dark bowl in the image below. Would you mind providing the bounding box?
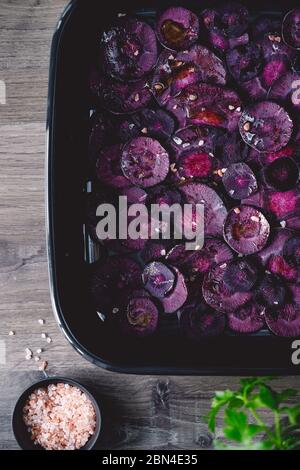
[12,377,102,450]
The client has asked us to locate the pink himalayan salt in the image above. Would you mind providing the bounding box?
[22,383,96,450]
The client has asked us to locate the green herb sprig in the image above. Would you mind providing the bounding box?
[206,377,300,450]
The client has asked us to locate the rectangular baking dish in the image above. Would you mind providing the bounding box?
[47,0,300,375]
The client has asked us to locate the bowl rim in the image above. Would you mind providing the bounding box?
[12,376,102,450]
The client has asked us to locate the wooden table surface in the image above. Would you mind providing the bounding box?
[0,0,299,451]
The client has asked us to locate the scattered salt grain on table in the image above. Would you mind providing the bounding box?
[22,383,96,450]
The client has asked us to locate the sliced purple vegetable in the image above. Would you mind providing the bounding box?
[201,2,249,52]
[120,296,159,337]
[266,186,300,219]
[151,45,226,106]
[256,273,286,309]
[161,267,188,313]
[171,149,215,184]
[239,102,293,153]
[96,144,130,189]
[227,301,265,333]
[258,33,296,62]
[148,185,181,206]
[226,43,263,82]
[265,303,300,337]
[142,262,175,299]
[167,83,242,132]
[171,125,219,159]
[98,76,152,114]
[282,8,300,50]
[121,137,170,188]
[258,228,294,265]
[283,235,300,266]
[251,16,282,39]
[269,72,300,111]
[119,186,148,204]
[261,55,290,88]
[119,109,175,142]
[101,18,157,80]
[224,205,270,255]
[223,259,257,292]
[202,262,251,313]
[214,131,249,166]
[141,241,170,264]
[241,76,268,101]
[267,255,298,283]
[222,163,258,199]
[156,7,199,51]
[180,182,227,237]
[263,157,299,191]
[181,303,226,338]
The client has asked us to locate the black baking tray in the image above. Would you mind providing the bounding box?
[47,0,300,375]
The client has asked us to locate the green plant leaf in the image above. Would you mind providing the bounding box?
[206,390,235,432]
[259,385,278,410]
[277,389,298,403]
[282,404,300,425]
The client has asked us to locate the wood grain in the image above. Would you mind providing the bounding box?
[0,0,299,451]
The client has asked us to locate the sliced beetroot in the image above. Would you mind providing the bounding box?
[156,7,199,51]
[263,157,299,191]
[167,83,242,132]
[266,186,300,219]
[222,163,258,199]
[224,205,270,255]
[183,238,233,280]
[258,228,294,265]
[181,303,226,338]
[165,244,193,267]
[267,255,298,283]
[161,267,188,313]
[101,18,157,80]
[223,259,257,292]
[202,262,251,313]
[180,182,227,237]
[151,46,226,106]
[201,2,249,52]
[119,109,175,142]
[227,302,265,334]
[258,33,296,63]
[120,296,159,337]
[265,303,300,337]
[226,43,263,82]
[171,126,219,159]
[214,131,249,166]
[269,72,300,111]
[283,9,300,50]
[256,273,286,309]
[96,144,130,189]
[99,76,152,114]
[141,241,169,264]
[121,137,169,188]
[239,102,293,153]
[283,235,300,266]
[172,149,215,184]
[142,262,175,299]
[90,257,142,313]
[241,76,268,101]
[261,55,290,88]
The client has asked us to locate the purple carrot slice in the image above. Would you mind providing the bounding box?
[227,302,265,334]
[263,157,299,191]
[142,262,176,299]
[269,72,300,111]
[167,83,242,131]
[239,102,293,153]
[226,43,263,82]
[121,137,170,188]
[202,262,252,313]
[161,267,188,313]
[120,296,159,337]
[265,303,300,337]
[223,205,270,255]
[223,258,257,292]
[256,273,286,309]
[96,144,130,189]
[119,109,175,142]
[282,8,300,50]
[179,182,227,237]
[181,303,226,338]
[99,76,152,114]
[156,7,199,51]
[201,2,249,52]
[100,18,157,80]
[222,163,258,199]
